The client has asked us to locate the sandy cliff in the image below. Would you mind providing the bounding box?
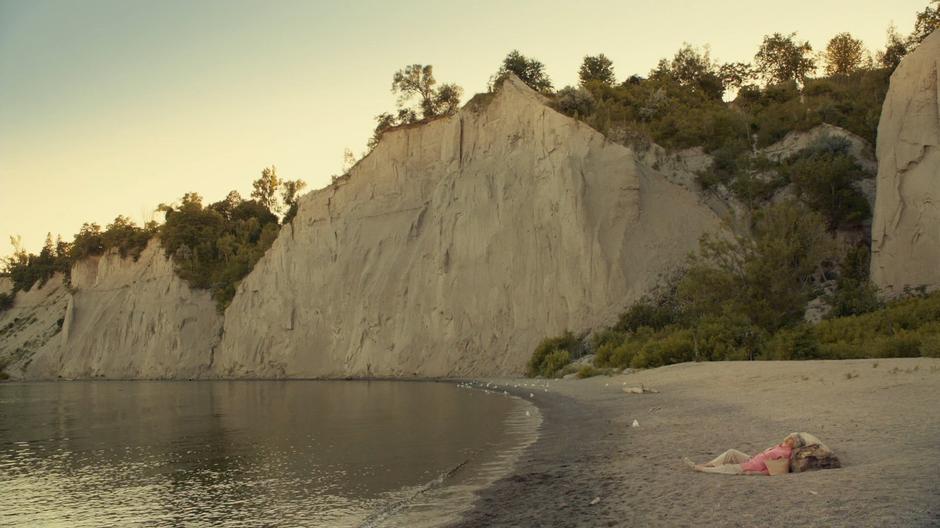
[0,274,70,374]
[2,76,723,379]
[2,240,221,379]
[871,30,940,295]
[213,76,721,378]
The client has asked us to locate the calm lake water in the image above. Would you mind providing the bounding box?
[0,381,538,527]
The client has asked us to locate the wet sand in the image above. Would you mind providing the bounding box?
[449,358,940,528]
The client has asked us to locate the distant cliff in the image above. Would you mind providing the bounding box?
[2,240,220,379]
[871,30,940,295]
[1,76,722,379]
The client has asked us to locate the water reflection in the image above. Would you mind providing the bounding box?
[0,381,519,527]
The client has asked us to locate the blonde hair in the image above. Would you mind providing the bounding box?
[785,433,805,448]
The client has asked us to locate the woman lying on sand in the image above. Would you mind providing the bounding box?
[684,433,805,475]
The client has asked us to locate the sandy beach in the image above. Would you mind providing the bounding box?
[450,358,940,528]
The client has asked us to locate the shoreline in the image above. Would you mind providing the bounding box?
[449,358,940,528]
[372,383,543,528]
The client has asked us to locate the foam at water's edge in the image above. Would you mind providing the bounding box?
[364,385,543,528]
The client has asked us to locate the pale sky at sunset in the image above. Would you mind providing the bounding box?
[0,0,929,253]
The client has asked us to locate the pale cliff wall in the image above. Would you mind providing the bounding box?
[871,30,940,296]
[213,77,722,378]
[7,239,221,379]
[0,274,70,374]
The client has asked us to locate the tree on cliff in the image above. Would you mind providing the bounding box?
[754,32,815,85]
[368,65,463,150]
[651,44,725,100]
[823,33,867,76]
[280,179,308,224]
[252,166,281,211]
[908,1,940,47]
[160,188,280,311]
[495,50,553,93]
[579,54,616,86]
[391,64,463,120]
[876,24,908,70]
[70,223,104,259]
[718,62,755,93]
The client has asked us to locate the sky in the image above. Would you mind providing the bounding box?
[0,0,929,254]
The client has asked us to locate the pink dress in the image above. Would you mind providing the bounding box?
[740,444,792,474]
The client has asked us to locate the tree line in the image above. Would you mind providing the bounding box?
[1,167,305,312]
[366,3,938,153]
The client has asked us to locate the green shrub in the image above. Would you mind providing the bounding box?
[692,314,767,361]
[631,330,696,368]
[526,331,579,377]
[576,364,603,379]
[609,339,646,369]
[921,334,940,358]
[763,324,822,360]
[825,244,881,317]
[816,342,858,359]
[615,296,679,332]
[780,142,871,228]
[532,349,570,378]
[592,328,627,353]
[863,334,922,358]
[0,292,13,312]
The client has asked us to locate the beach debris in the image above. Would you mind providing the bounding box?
[529,393,534,398]
[623,385,659,394]
[808,490,819,495]
[526,410,531,417]
[590,497,601,506]
[631,419,640,427]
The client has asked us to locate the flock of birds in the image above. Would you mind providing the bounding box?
[454,380,551,399]
[454,379,644,426]
[454,380,553,418]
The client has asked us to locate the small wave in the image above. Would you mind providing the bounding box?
[359,458,471,527]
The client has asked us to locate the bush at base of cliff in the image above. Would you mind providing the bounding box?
[825,245,882,318]
[763,324,823,360]
[597,290,940,368]
[526,331,579,378]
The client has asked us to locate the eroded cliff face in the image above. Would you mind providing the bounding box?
[213,76,721,377]
[6,239,221,379]
[0,274,70,374]
[872,30,940,295]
